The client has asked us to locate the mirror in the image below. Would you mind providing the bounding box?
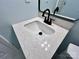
[39,0,79,21]
[40,0,58,13]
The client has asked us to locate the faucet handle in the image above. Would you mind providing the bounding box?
[50,18,55,21]
[48,18,55,25]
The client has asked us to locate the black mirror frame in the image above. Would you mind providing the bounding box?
[38,0,77,22]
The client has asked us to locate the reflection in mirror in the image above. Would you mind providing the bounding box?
[56,0,66,14]
[57,0,79,20]
[40,0,58,13]
[39,0,79,21]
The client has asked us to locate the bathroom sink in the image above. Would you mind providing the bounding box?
[24,21,55,35]
[12,17,68,59]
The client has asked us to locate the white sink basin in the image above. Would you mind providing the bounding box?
[24,21,55,35]
[12,17,68,59]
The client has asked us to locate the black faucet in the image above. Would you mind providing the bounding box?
[42,8,59,25]
[42,9,52,25]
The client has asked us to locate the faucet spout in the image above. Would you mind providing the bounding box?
[53,7,59,15]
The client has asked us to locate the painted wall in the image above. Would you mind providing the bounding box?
[0,0,38,49]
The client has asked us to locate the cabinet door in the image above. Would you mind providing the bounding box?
[0,35,25,59]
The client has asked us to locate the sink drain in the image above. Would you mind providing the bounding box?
[39,32,43,35]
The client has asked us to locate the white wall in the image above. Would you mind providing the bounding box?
[0,0,38,49]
